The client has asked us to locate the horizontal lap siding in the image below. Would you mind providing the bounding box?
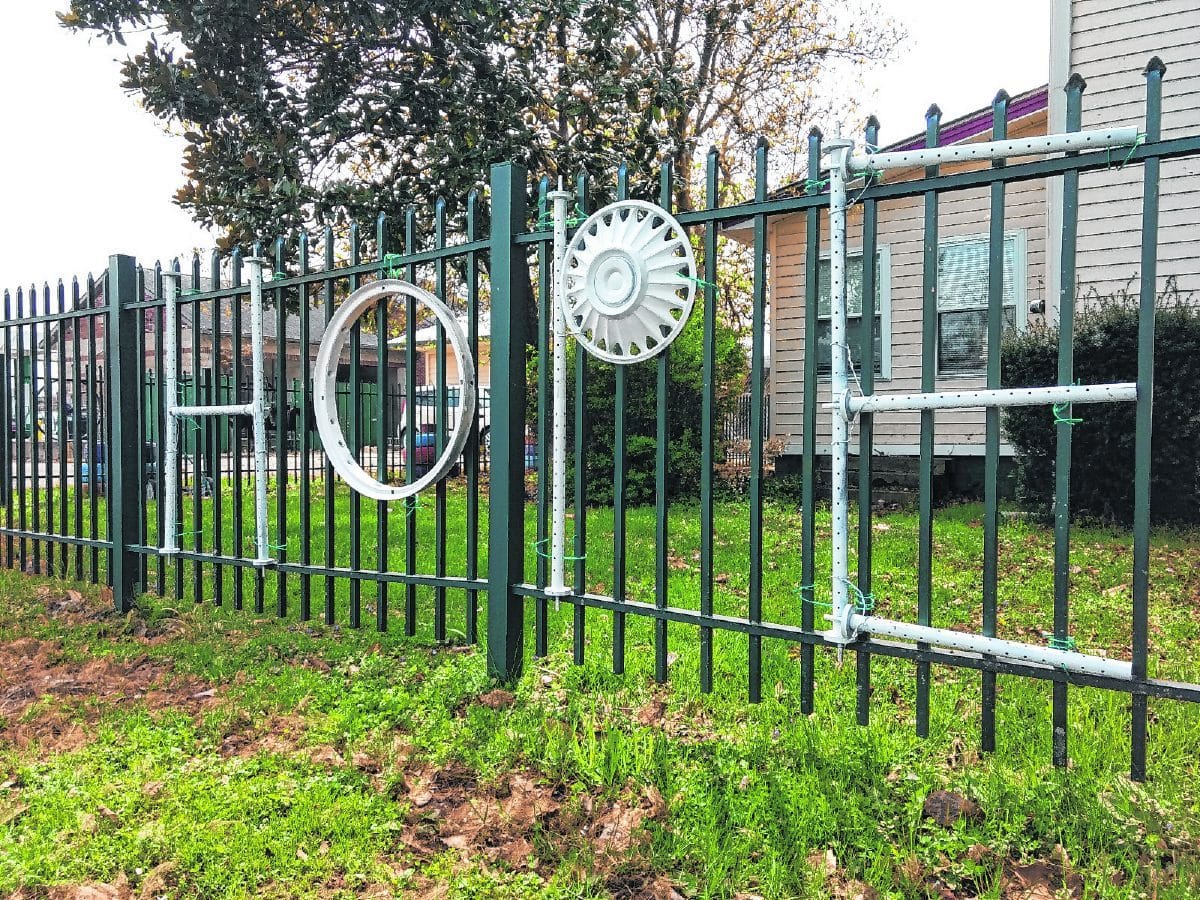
[770,121,1048,457]
[1070,0,1199,303]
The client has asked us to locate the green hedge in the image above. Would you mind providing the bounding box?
[1001,299,1200,525]
[529,298,746,507]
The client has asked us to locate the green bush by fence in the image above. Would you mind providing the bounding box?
[1001,297,1200,525]
[529,299,746,507]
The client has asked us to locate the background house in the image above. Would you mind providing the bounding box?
[762,0,1197,488]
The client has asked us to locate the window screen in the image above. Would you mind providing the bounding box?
[936,234,1021,375]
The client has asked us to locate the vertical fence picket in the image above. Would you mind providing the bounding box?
[210,251,225,607]
[749,138,768,702]
[982,91,1010,754]
[654,162,671,685]
[322,231,336,624]
[1130,57,1165,782]
[88,276,100,584]
[190,253,205,607]
[1052,75,1085,768]
[231,251,245,610]
[916,105,942,739]
[298,234,312,622]
[348,226,362,627]
[2,292,12,571]
[16,287,28,574]
[534,177,550,657]
[72,279,85,580]
[613,163,630,676]
[800,128,822,714]
[152,268,165,594]
[57,280,69,576]
[434,200,449,642]
[30,285,40,575]
[403,208,418,636]
[856,117,881,726]
[274,237,289,618]
[465,190,482,645]
[574,169,590,667]
[377,213,390,633]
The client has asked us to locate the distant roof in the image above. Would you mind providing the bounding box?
[881,85,1049,153]
[767,84,1050,202]
[387,317,490,347]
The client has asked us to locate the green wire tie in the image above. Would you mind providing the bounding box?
[804,177,829,193]
[1107,132,1146,170]
[403,494,422,511]
[678,273,718,290]
[272,272,286,281]
[533,537,585,562]
[174,528,202,540]
[795,581,875,613]
[1047,634,1077,652]
[380,253,405,279]
[1052,401,1083,426]
[268,541,287,551]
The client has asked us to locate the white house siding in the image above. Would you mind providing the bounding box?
[1066,0,1200,304]
[769,115,1049,457]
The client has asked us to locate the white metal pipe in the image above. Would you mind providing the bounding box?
[245,257,272,566]
[826,141,854,644]
[170,403,255,418]
[161,271,181,556]
[848,382,1136,416]
[547,186,572,597]
[848,126,1140,174]
[847,613,1133,680]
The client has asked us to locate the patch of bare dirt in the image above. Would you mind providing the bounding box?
[0,638,219,754]
[476,688,516,710]
[217,714,307,758]
[1001,860,1083,900]
[399,763,668,876]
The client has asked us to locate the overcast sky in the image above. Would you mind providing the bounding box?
[0,1,1051,298]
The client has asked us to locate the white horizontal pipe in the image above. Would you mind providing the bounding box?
[170,403,255,418]
[848,382,1136,415]
[848,613,1132,680]
[848,126,1140,173]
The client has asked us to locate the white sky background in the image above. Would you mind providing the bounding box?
[0,1,1050,299]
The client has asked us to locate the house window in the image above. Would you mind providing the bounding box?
[816,247,891,379]
[937,232,1025,375]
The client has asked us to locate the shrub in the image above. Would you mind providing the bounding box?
[1001,297,1200,525]
[528,298,746,507]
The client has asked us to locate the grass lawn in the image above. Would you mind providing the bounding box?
[0,485,1197,898]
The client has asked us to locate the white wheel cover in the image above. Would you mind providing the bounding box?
[560,200,697,364]
[312,279,476,501]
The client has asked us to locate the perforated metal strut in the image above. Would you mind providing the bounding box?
[823,126,1145,679]
[160,258,272,566]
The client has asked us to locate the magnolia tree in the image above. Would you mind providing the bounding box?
[63,0,898,242]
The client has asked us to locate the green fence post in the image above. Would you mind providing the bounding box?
[487,161,530,682]
[106,254,141,613]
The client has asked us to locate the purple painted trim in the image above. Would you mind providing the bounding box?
[886,87,1049,152]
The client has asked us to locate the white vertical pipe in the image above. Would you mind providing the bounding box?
[547,185,572,597]
[161,270,181,556]
[246,257,272,565]
[827,140,855,644]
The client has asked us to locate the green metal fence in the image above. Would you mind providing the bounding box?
[1,59,1197,783]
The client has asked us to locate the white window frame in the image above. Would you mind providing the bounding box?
[815,244,893,381]
[935,230,1028,378]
